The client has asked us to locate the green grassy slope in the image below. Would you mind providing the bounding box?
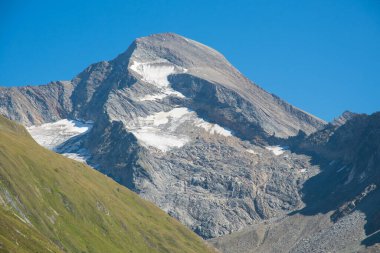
[0,116,216,253]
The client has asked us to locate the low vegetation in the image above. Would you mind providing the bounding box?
[0,115,215,253]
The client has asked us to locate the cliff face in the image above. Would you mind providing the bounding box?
[211,112,380,252]
[0,33,326,238]
[0,81,73,125]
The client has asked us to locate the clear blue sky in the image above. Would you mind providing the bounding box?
[1,0,379,121]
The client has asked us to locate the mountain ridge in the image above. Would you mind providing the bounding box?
[0,33,325,137]
[1,33,327,239]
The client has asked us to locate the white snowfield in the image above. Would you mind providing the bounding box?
[124,107,232,152]
[132,130,189,152]
[196,120,232,137]
[26,119,93,162]
[122,59,233,152]
[265,146,285,156]
[27,119,92,149]
[246,149,258,155]
[130,61,185,101]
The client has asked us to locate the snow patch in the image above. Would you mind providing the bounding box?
[246,149,258,155]
[127,108,192,151]
[27,119,92,150]
[26,119,93,163]
[139,89,185,101]
[133,130,189,152]
[265,146,285,156]
[124,107,233,152]
[130,61,174,88]
[130,61,186,101]
[138,108,190,126]
[195,120,232,137]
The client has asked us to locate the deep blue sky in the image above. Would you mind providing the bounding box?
[1,0,379,121]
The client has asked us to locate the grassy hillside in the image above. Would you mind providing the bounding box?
[0,115,216,253]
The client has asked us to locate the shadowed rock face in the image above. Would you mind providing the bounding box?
[211,112,380,252]
[0,33,326,238]
[332,110,357,127]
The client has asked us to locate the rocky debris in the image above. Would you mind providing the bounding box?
[210,210,368,253]
[211,112,380,252]
[134,137,318,238]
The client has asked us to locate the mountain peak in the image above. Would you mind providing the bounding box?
[125,32,229,73]
[136,32,189,42]
[126,34,325,136]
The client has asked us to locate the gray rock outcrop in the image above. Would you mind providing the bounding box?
[211,112,380,252]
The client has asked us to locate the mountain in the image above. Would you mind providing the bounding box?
[0,115,216,253]
[210,112,380,252]
[1,32,379,252]
[0,33,327,239]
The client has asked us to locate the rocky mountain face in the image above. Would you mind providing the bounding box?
[332,110,357,127]
[0,81,73,125]
[0,33,329,239]
[211,112,380,252]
